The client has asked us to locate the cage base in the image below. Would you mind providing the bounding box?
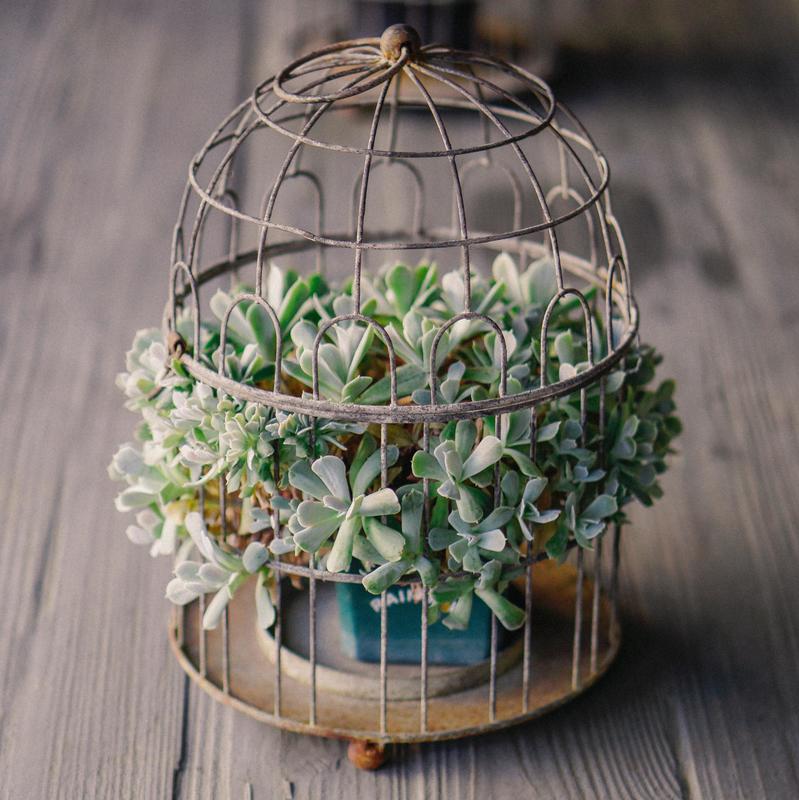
[170,559,620,753]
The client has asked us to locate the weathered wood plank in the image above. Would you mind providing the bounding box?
[0,1,244,798]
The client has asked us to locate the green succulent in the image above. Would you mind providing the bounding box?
[362,262,440,320]
[411,420,504,524]
[360,490,438,594]
[287,448,401,573]
[167,511,274,631]
[500,473,561,545]
[112,252,680,633]
[429,505,514,573]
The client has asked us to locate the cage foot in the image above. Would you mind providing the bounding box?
[347,739,387,770]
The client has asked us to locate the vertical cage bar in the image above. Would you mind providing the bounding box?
[222,607,230,695]
[590,538,602,674]
[218,475,230,695]
[175,603,184,649]
[273,575,282,717]
[270,442,283,718]
[379,590,388,735]
[420,590,428,732]
[489,613,498,722]
[403,67,472,310]
[489,327,508,723]
[198,485,207,678]
[352,78,393,313]
[610,523,622,644]
[523,407,538,713]
[380,422,389,734]
[522,549,533,713]
[420,421,430,733]
[308,553,317,725]
[380,424,388,485]
[572,548,585,690]
[199,594,207,678]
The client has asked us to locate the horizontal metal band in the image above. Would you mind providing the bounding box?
[263,540,577,586]
[175,299,637,423]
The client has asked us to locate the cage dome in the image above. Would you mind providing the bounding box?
[164,24,640,760]
[169,24,636,421]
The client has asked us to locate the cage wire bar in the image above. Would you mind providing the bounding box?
[166,24,636,747]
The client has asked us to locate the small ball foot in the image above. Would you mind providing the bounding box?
[347,739,387,770]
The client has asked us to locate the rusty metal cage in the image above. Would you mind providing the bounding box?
[166,24,636,764]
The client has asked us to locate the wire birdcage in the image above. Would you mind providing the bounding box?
[166,24,637,767]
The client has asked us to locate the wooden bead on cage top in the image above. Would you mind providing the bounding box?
[380,24,421,61]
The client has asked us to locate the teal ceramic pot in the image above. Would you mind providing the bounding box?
[336,578,497,665]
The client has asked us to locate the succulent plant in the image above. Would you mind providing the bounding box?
[111,251,680,634]
[360,490,438,594]
[429,506,514,573]
[166,512,273,630]
[411,420,504,524]
[287,450,401,573]
[504,474,561,542]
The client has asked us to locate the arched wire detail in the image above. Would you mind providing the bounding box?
[192,188,243,283]
[604,207,632,297]
[429,312,509,404]
[172,95,253,267]
[169,261,200,355]
[351,159,425,240]
[539,288,596,386]
[604,255,632,354]
[283,169,325,273]
[186,99,257,271]
[311,314,398,407]
[459,157,523,233]
[553,99,617,270]
[217,293,283,393]
[173,303,637,425]
[184,97,609,252]
[545,185,597,271]
[217,188,241,268]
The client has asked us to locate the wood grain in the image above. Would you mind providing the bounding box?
[1,1,798,798]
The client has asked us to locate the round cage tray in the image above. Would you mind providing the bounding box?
[169,560,620,746]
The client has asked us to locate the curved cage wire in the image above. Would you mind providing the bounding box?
[167,25,634,747]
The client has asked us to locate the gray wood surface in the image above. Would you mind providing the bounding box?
[1,1,798,798]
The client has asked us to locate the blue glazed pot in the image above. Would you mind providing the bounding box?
[336,577,496,665]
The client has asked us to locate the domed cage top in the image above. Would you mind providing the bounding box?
[165,24,637,749]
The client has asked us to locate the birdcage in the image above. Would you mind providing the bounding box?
[164,24,638,768]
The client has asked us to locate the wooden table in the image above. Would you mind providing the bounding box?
[2,1,798,797]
